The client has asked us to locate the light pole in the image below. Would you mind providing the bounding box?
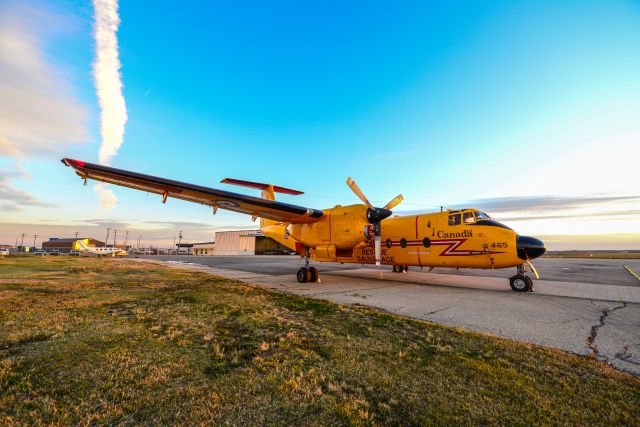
[113,229,118,247]
[178,230,183,254]
[20,233,25,253]
[32,234,38,248]
[124,231,129,249]
[105,228,111,245]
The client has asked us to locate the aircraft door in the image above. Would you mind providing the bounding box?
[416,215,430,267]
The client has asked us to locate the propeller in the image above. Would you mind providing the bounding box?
[346,177,403,269]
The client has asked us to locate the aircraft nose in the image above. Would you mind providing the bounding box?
[516,235,546,260]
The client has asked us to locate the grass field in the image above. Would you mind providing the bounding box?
[1,257,639,425]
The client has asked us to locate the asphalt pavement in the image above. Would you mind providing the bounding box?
[139,255,640,286]
[135,255,640,375]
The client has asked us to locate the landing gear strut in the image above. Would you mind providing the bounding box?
[392,265,408,273]
[509,264,533,292]
[296,247,320,283]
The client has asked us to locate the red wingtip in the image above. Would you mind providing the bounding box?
[62,158,85,168]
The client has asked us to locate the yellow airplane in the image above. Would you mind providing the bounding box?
[62,158,546,292]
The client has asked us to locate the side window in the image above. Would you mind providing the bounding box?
[448,214,461,226]
[463,212,475,224]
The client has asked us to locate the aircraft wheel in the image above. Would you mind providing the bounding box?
[393,265,402,273]
[510,274,532,292]
[308,267,318,283]
[297,267,310,283]
[525,275,534,292]
[403,265,409,273]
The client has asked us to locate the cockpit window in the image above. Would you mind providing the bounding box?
[448,213,461,226]
[475,211,491,220]
[463,212,475,224]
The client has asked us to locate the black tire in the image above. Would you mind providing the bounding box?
[524,275,534,292]
[403,265,409,272]
[297,267,310,283]
[393,265,401,273]
[308,267,318,283]
[510,274,531,292]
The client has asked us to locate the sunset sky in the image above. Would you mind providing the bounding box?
[1,0,638,250]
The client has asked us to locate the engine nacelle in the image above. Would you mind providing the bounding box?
[288,204,369,250]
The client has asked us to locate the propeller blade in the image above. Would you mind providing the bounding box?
[383,194,404,210]
[346,177,374,209]
[526,260,540,279]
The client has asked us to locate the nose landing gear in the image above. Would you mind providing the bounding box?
[509,264,534,292]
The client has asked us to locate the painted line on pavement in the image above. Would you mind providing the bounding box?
[624,265,640,283]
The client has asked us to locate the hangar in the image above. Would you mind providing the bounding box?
[190,230,291,256]
[42,237,105,253]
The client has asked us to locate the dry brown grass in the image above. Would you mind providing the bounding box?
[1,256,639,425]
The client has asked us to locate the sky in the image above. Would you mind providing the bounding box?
[1,0,639,250]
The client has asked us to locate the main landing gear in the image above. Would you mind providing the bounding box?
[509,264,534,292]
[392,265,408,273]
[296,247,320,283]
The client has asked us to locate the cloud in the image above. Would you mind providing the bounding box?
[0,204,22,213]
[93,182,117,209]
[461,195,640,214]
[398,194,640,221]
[142,220,258,231]
[0,2,87,212]
[0,2,87,159]
[92,0,127,165]
[495,209,640,222]
[0,170,56,209]
[90,0,127,211]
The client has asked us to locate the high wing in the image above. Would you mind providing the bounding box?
[62,158,324,224]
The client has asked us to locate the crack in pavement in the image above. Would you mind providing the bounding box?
[424,306,453,316]
[587,301,627,360]
[615,345,640,367]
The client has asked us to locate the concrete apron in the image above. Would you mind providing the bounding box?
[129,258,640,376]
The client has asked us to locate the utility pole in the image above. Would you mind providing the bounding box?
[178,230,183,254]
[74,231,79,239]
[173,236,176,254]
[137,234,141,250]
[105,228,111,245]
[113,229,118,247]
[124,231,129,249]
[20,233,25,253]
[32,234,38,248]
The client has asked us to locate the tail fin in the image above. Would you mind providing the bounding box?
[76,240,90,251]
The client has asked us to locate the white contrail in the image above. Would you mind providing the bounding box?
[92,0,126,207]
[93,0,126,164]
[93,182,117,209]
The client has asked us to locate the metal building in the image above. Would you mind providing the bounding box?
[190,230,291,256]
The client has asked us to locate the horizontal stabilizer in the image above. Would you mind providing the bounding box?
[220,178,303,195]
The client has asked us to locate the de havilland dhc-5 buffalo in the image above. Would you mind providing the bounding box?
[62,158,546,292]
